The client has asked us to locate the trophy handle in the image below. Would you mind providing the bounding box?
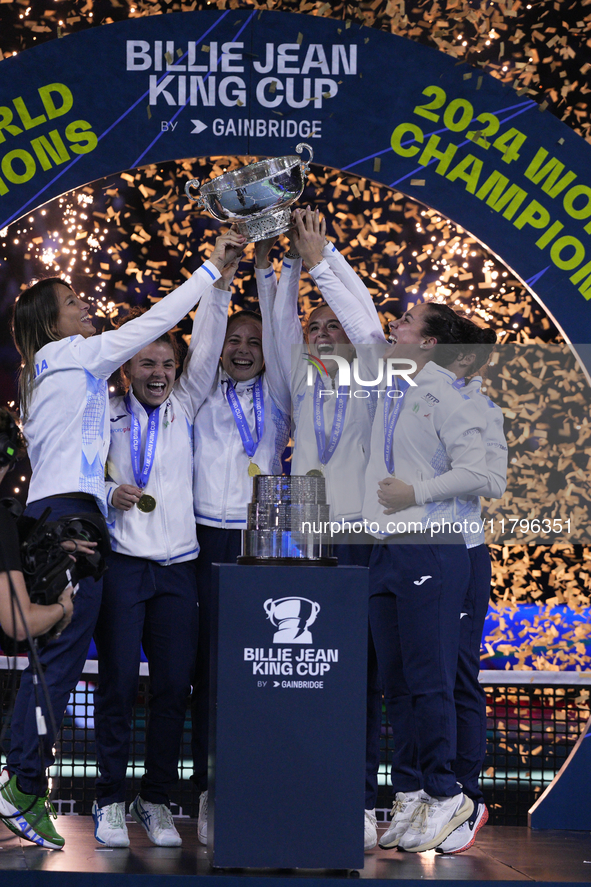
[295,142,314,176]
[185,178,206,208]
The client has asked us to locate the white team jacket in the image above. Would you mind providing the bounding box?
[105,283,231,563]
[452,375,508,547]
[306,255,492,538]
[193,278,290,530]
[363,362,490,536]
[23,261,220,514]
[268,244,385,522]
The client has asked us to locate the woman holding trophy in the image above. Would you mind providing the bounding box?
[190,240,292,845]
[289,208,499,855]
[254,208,387,851]
[0,230,240,851]
[91,237,244,849]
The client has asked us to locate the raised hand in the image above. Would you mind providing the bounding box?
[216,254,242,290]
[210,228,247,272]
[291,207,326,270]
[254,234,278,269]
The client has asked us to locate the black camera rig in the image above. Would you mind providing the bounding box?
[0,499,111,651]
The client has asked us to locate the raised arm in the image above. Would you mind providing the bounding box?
[254,237,291,418]
[73,230,245,379]
[175,252,242,417]
[321,240,382,331]
[292,209,385,345]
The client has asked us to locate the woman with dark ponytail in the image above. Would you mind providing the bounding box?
[0,230,244,851]
[287,209,494,854]
[427,319,506,854]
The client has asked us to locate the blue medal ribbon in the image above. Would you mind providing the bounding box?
[225,376,265,459]
[125,393,160,490]
[313,372,348,466]
[383,379,410,475]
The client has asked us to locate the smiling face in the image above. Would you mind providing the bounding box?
[55,283,95,339]
[125,341,176,407]
[387,302,436,359]
[221,318,264,382]
[306,306,355,365]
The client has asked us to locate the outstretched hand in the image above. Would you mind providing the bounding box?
[291,207,326,270]
[210,228,247,272]
[254,235,278,269]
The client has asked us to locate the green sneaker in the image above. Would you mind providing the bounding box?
[0,775,64,849]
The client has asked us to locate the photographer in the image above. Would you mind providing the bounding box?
[0,408,73,642]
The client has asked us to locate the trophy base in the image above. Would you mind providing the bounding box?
[235,208,293,242]
[237,555,338,566]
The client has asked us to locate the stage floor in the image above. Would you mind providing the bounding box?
[1,818,591,885]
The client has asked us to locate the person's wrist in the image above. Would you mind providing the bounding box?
[208,255,224,272]
[284,250,300,259]
[56,601,67,620]
[305,257,324,272]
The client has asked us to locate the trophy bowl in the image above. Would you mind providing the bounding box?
[184,143,313,242]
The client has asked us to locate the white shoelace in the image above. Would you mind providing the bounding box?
[409,799,434,835]
[106,803,125,829]
[155,804,175,831]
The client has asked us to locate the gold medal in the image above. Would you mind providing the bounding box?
[137,494,157,513]
[306,469,324,477]
[248,461,262,477]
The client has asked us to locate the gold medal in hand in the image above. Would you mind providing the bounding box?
[137,494,157,512]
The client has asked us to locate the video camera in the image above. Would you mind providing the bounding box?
[0,500,111,651]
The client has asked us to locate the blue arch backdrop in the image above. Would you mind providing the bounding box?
[0,8,590,346]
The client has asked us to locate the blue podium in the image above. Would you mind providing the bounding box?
[208,564,369,870]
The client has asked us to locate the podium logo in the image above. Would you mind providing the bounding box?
[264,596,320,644]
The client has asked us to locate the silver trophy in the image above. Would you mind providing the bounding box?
[184,144,314,242]
[238,475,337,565]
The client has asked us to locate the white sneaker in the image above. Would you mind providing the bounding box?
[129,795,182,847]
[197,790,208,845]
[0,769,9,788]
[436,802,488,854]
[398,792,474,853]
[92,801,130,848]
[378,790,425,849]
[364,808,377,850]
